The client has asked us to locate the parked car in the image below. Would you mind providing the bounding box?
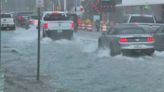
[98,24,155,56]
[42,11,74,40]
[0,13,16,30]
[13,12,33,29]
[29,15,38,27]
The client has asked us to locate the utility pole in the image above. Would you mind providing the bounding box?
[36,0,43,81]
[75,0,77,13]
[37,7,41,81]
[64,0,67,11]
[57,0,61,11]
[52,0,54,11]
[0,0,2,69]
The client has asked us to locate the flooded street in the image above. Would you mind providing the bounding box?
[1,27,164,92]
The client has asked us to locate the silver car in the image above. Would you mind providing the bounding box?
[108,25,155,56]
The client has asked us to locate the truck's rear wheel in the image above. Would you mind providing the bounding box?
[66,30,73,40]
[67,33,73,40]
[12,26,16,30]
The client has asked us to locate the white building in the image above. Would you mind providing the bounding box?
[119,0,164,22]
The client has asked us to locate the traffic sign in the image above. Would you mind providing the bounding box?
[36,0,44,8]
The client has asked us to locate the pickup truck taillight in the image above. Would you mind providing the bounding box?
[71,21,75,28]
[43,22,48,29]
[147,37,154,42]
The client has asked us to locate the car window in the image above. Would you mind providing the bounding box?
[1,14,12,18]
[44,13,70,21]
[130,16,155,23]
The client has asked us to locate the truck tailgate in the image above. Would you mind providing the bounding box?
[47,21,73,30]
[1,18,14,24]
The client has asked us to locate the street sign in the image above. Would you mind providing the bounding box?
[37,7,41,80]
[36,0,43,81]
[36,0,44,8]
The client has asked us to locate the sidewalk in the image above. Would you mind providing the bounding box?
[0,69,4,92]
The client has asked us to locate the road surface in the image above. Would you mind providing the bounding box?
[1,26,164,92]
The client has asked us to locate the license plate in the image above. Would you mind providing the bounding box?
[57,30,62,33]
[133,45,143,48]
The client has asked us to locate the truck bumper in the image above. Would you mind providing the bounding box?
[44,30,73,40]
[1,24,15,30]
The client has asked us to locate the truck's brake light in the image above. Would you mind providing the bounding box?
[71,21,75,28]
[52,11,59,15]
[43,22,48,29]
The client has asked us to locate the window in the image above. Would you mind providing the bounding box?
[44,13,70,21]
[130,16,155,23]
[1,14,12,18]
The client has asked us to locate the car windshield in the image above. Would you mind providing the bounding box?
[1,14,11,18]
[44,13,70,21]
[1,0,164,92]
[130,16,155,23]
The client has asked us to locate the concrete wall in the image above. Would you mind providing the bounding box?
[151,5,162,21]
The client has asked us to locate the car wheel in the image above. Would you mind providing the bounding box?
[146,49,154,56]
[68,34,73,40]
[110,44,117,56]
[67,31,73,40]
[12,26,16,30]
[110,49,116,56]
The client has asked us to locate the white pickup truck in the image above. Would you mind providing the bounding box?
[41,11,74,40]
[125,14,156,24]
[124,14,163,33]
[0,13,16,30]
